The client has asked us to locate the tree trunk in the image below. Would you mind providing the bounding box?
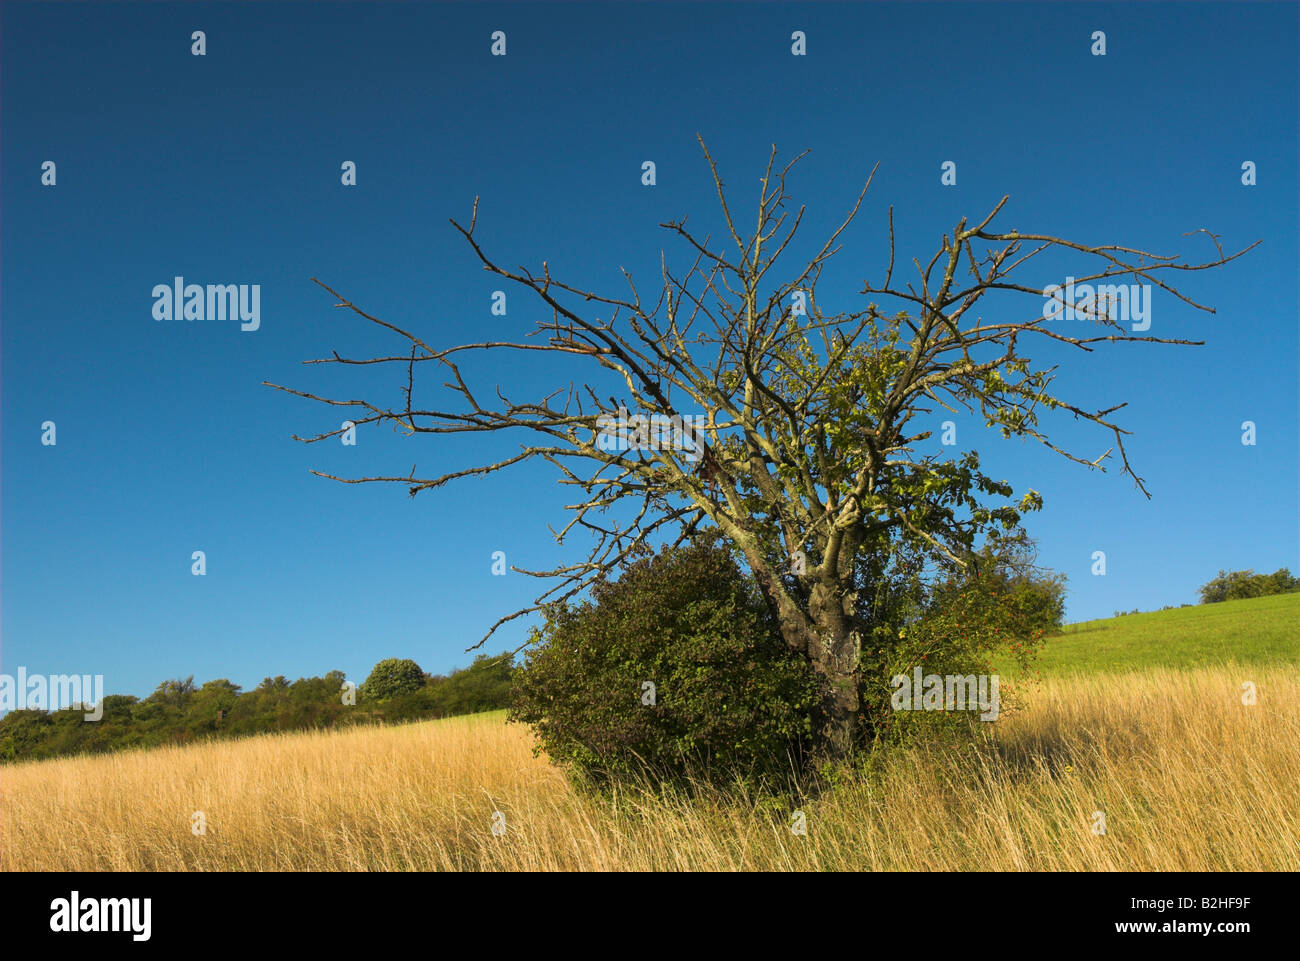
[752,557,861,756]
[807,587,861,755]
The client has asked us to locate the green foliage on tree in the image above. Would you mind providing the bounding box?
[1198,568,1299,604]
[861,532,1059,743]
[927,533,1066,634]
[380,654,516,721]
[510,533,821,788]
[509,528,1064,782]
[0,656,513,765]
[359,658,426,701]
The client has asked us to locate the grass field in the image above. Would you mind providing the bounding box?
[3,595,1295,871]
[1000,592,1299,676]
[2,663,1295,871]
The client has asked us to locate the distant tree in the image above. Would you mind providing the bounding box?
[0,710,53,761]
[1199,568,1299,604]
[185,679,242,734]
[360,658,426,701]
[148,676,197,709]
[1260,568,1300,597]
[432,654,514,715]
[193,679,241,711]
[0,661,497,765]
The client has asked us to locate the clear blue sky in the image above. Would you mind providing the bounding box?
[3,2,1296,699]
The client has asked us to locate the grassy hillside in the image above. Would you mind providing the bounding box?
[3,595,1294,871]
[2,668,1295,871]
[1002,592,1299,676]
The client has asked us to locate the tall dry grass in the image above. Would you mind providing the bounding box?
[2,664,1295,870]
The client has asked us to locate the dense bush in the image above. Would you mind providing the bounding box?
[359,658,426,701]
[1198,568,1298,604]
[511,529,1067,780]
[510,534,821,788]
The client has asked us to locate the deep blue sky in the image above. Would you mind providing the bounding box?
[3,2,1296,699]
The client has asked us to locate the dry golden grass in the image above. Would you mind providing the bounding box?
[2,664,1296,871]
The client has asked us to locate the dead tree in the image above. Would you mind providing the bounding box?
[266,136,1256,753]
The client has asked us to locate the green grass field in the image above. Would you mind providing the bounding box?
[1000,592,1299,676]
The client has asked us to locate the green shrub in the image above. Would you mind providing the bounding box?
[359,658,425,701]
[509,534,820,788]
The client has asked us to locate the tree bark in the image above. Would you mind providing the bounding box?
[808,583,861,755]
[753,562,861,754]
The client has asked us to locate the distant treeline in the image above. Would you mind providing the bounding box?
[1199,568,1298,605]
[0,654,513,764]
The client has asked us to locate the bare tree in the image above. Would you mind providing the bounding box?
[267,137,1256,752]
